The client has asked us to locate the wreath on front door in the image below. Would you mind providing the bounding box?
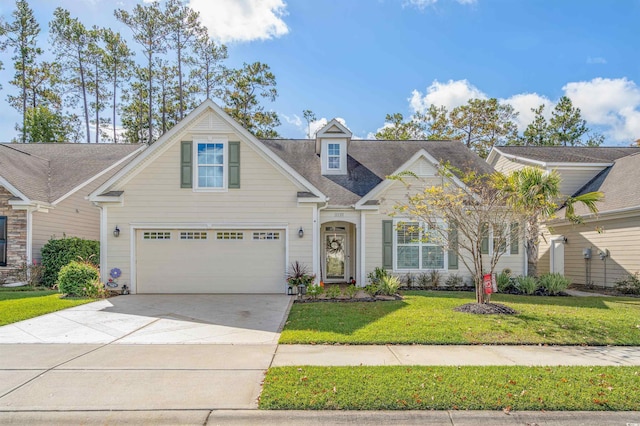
[326,237,343,255]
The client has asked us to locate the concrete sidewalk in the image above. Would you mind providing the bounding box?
[273,344,640,366]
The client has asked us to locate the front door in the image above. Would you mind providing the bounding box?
[325,232,347,282]
[551,238,565,275]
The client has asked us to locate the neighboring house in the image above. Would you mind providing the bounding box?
[89,99,525,294]
[0,143,145,282]
[488,145,640,287]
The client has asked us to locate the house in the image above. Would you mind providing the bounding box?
[488,145,640,287]
[0,143,145,282]
[88,99,526,294]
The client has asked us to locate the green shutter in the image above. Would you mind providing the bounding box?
[448,224,458,270]
[481,222,489,254]
[228,141,240,189]
[510,222,519,254]
[180,141,192,188]
[382,220,393,270]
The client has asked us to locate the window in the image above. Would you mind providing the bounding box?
[196,142,225,189]
[395,221,445,270]
[143,231,171,240]
[0,216,7,267]
[181,231,207,240]
[216,231,243,240]
[327,143,340,169]
[253,231,280,240]
[482,222,519,255]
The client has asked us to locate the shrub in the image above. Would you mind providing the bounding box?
[445,274,464,288]
[378,275,400,296]
[516,275,539,295]
[82,279,110,299]
[344,284,358,299]
[614,272,640,295]
[17,261,46,287]
[286,261,315,287]
[417,273,431,289]
[325,285,342,299]
[364,284,379,298]
[41,238,99,288]
[538,272,571,295]
[58,261,100,297]
[496,272,512,293]
[367,267,389,286]
[306,284,324,300]
[429,270,442,287]
[403,273,415,288]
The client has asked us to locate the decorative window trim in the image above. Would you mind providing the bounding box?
[252,231,280,241]
[194,139,228,191]
[393,219,447,271]
[143,231,171,240]
[321,139,347,175]
[180,231,208,240]
[216,231,244,240]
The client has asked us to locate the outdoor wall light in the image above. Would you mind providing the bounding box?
[298,227,304,238]
[113,226,120,238]
[563,236,568,244]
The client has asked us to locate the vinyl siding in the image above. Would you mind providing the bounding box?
[552,167,607,196]
[492,155,526,174]
[104,110,314,292]
[31,178,103,262]
[364,174,526,285]
[545,215,640,287]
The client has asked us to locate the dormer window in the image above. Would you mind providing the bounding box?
[328,143,341,169]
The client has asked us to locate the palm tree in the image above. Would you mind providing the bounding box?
[493,167,603,277]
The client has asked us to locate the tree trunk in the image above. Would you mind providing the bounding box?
[148,52,153,144]
[177,38,183,120]
[95,64,99,144]
[526,218,540,277]
[78,52,90,143]
[113,66,117,143]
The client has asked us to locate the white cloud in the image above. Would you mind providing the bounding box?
[280,113,302,128]
[586,56,607,65]
[501,93,553,132]
[409,79,486,113]
[189,0,289,43]
[563,77,640,142]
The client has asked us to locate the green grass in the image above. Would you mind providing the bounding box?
[260,365,640,411]
[0,287,94,326]
[280,291,640,345]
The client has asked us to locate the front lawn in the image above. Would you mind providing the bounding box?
[0,287,94,326]
[279,291,640,345]
[260,365,640,411]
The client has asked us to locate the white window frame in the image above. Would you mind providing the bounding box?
[393,219,448,272]
[327,143,341,170]
[486,222,519,257]
[321,139,347,175]
[194,139,228,191]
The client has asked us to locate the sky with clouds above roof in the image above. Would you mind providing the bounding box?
[1,0,639,144]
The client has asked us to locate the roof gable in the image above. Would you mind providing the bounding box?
[490,146,640,167]
[90,99,326,201]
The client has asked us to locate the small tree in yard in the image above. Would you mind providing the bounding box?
[393,166,522,304]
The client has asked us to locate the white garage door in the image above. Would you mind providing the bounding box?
[136,229,286,293]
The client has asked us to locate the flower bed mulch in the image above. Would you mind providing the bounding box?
[454,302,518,315]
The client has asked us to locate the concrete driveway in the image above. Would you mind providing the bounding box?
[0,294,292,412]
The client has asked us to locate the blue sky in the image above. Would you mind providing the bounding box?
[1,0,639,143]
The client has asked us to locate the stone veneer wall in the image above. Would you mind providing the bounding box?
[0,186,27,283]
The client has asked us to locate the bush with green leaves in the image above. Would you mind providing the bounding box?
[344,284,358,299]
[378,275,400,296]
[41,237,99,287]
[306,284,324,300]
[538,272,571,295]
[324,285,342,299]
[614,272,640,295]
[367,267,389,286]
[496,272,512,293]
[444,273,464,288]
[364,284,379,298]
[82,279,110,299]
[516,275,539,295]
[57,261,100,297]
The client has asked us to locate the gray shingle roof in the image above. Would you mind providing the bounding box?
[496,146,640,164]
[261,139,493,206]
[568,152,640,215]
[0,143,142,203]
